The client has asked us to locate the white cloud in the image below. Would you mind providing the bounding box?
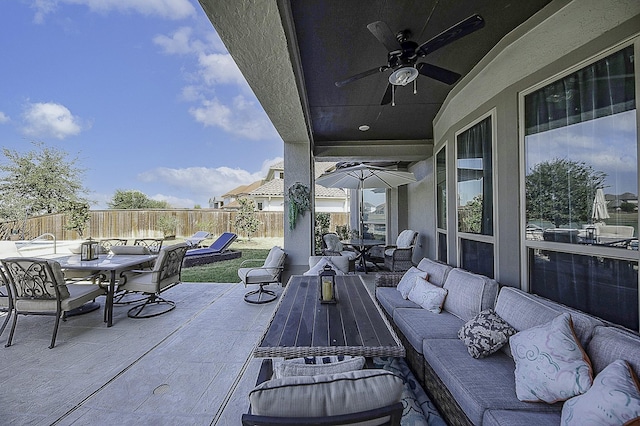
[197,52,246,87]
[22,102,86,139]
[31,0,195,23]
[153,26,197,55]
[189,96,277,140]
[150,193,195,208]
[0,112,9,123]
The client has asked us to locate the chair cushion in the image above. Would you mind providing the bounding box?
[308,256,350,274]
[238,268,279,284]
[323,234,343,252]
[248,369,403,418]
[407,279,447,313]
[109,245,150,255]
[396,230,415,248]
[303,257,345,276]
[375,287,421,318]
[457,309,516,359]
[393,308,464,353]
[264,246,286,268]
[510,313,593,403]
[561,359,640,425]
[273,356,366,379]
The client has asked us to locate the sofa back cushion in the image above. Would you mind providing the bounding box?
[495,287,601,348]
[587,326,640,377]
[416,258,453,288]
[442,269,498,321]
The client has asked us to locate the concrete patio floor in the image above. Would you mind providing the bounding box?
[1,274,377,425]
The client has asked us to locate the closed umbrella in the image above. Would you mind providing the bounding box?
[316,163,417,238]
[591,188,610,222]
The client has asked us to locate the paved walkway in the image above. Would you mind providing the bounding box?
[0,282,281,425]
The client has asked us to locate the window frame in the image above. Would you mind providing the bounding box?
[435,144,448,262]
[454,109,497,274]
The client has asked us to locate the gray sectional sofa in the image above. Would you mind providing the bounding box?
[375,258,640,425]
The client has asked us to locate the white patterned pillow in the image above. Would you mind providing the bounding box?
[273,356,365,379]
[396,266,428,299]
[458,309,516,359]
[561,359,640,425]
[303,257,345,276]
[407,279,447,313]
[510,313,593,403]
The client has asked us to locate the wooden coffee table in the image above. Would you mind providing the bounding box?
[254,274,404,358]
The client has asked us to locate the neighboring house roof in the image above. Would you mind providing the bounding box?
[222,180,264,198]
[250,178,347,199]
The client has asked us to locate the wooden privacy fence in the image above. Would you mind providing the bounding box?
[9,210,350,240]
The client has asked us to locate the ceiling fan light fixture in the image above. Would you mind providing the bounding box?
[358,125,370,131]
[388,66,419,86]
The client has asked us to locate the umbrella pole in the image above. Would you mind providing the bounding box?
[360,180,364,239]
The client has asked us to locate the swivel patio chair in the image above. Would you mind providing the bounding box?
[1,257,106,348]
[382,230,418,272]
[118,243,188,318]
[239,246,286,304]
[133,238,164,254]
[0,267,13,338]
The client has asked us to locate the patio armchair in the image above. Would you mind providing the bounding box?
[133,238,164,254]
[380,230,418,272]
[321,233,357,271]
[242,359,404,425]
[185,231,210,248]
[0,267,13,338]
[118,243,188,318]
[0,257,106,348]
[239,246,286,304]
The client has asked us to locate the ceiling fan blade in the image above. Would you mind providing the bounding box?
[417,63,461,85]
[416,14,484,57]
[367,21,402,52]
[335,66,387,87]
[381,83,392,105]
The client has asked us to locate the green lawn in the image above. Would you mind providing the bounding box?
[181,248,271,283]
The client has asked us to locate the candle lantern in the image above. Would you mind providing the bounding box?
[319,264,337,304]
[80,239,99,261]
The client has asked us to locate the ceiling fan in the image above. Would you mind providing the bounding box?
[335,14,485,106]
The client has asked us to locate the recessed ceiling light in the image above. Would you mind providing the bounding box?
[358,125,370,131]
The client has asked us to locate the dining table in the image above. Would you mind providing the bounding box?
[341,238,383,273]
[254,274,404,359]
[42,253,157,327]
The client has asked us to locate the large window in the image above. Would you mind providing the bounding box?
[362,188,385,242]
[523,44,638,330]
[457,117,493,235]
[457,115,494,276]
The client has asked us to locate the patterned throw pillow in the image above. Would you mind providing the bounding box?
[457,309,516,359]
[407,279,447,313]
[561,359,640,425]
[273,355,366,379]
[510,313,593,403]
[396,266,428,299]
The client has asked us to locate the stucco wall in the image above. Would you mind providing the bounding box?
[430,0,640,286]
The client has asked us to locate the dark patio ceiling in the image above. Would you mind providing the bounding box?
[288,0,553,160]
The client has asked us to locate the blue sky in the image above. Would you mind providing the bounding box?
[0,0,283,209]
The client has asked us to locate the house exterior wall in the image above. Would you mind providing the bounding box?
[429,0,640,287]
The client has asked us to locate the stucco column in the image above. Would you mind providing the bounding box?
[284,141,313,275]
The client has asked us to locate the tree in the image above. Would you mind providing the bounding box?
[526,158,606,227]
[234,198,261,241]
[0,141,90,219]
[108,189,171,209]
[64,200,90,237]
[157,215,178,238]
[0,142,89,238]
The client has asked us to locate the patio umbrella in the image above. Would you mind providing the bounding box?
[316,163,417,238]
[591,188,610,221]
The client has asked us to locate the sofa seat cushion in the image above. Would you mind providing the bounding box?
[376,287,420,317]
[422,339,562,425]
[443,269,498,322]
[393,308,464,353]
[483,409,560,426]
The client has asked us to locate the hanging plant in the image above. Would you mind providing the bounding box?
[288,182,311,230]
